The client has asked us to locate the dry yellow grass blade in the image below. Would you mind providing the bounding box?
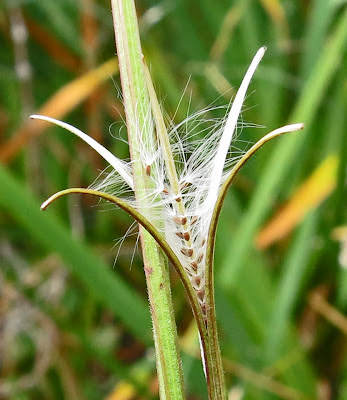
[332,226,347,269]
[224,360,307,400]
[0,58,118,163]
[258,0,286,25]
[210,1,246,61]
[256,155,339,249]
[308,291,347,336]
[105,382,136,400]
[258,0,289,45]
[25,17,82,73]
[180,320,200,358]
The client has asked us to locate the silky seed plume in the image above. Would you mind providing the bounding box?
[33,47,304,318]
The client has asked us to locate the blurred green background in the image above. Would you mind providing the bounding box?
[0,0,346,399]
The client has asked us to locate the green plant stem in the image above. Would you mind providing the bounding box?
[145,60,227,399]
[204,270,227,399]
[42,187,220,398]
[203,125,304,399]
[110,0,185,398]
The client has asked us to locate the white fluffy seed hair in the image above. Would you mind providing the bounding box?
[31,47,268,278]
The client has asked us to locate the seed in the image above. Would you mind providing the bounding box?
[175,196,182,202]
[145,164,151,176]
[194,276,201,287]
[191,216,198,225]
[181,248,193,257]
[175,232,184,239]
[180,181,190,190]
[183,232,190,241]
[197,289,205,302]
[197,253,204,264]
[162,187,169,194]
[173,216,187,225]
[191,261,198,271]
[201,238,206,247]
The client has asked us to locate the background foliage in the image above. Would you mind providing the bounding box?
[0,0,346,399]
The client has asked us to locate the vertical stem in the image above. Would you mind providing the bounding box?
[110,1,185,398]
[205,263,227,399]
[145,61,226,399]
[145,28,227,400]
[205,239,227,399]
